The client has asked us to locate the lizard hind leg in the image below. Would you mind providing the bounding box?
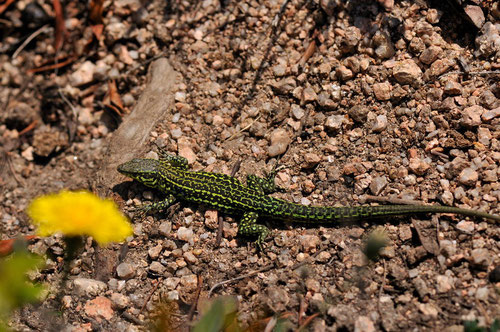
[246,171,280,194]
[246,175,268,195]
[237,211,269,251]
[246,162,288,194]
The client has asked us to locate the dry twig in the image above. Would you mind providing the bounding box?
[12,24,50,59]
[208,264,275,297]
[225,114,262,141]
[186,275,203,322]
[139,278,162,315]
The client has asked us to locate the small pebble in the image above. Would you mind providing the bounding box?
[159,222,172,236]
[417,303,439,318]
[393,59,422,85]
[409,158,430,175]
[180,274,199,289]
[291,105,305,120]
[399,225,412,241]
[183,251,198,264]
[171,128,183,139]
[373,83,391,101]
[354,316,376,332]
[477,127,491,146]
[116,263,135,280]
[303,153,321,168]
[419,46,442,64]
[481,106,500,121]
[299,234,320,253]
[177,227,194,242]
[174,91,186,102]
[148,244,163,260]
[178,137,197,164]
[73,278,107,296]
[458,168,478,186]
[273,62,287,77]
[439,240,456,257]
[110,293,129,310]
[70,61,96,86]
[470,248,492,268]
[305,278,321,292]
[443,81,462,95]
[268,128,291,157]
[348,105,369,122]
[149,261,166,274]
[369,176,387,195]
[461,106,483,127]
[84,296,114,321]
[436,275,454,293]
[336,65,353,81]
[316,251,332,263]
[456,220,474,233]
[371,114,388,132]
[165,277,181,290]
[325,114,346,131]
[301,87,317,102]
[475,287,489,302]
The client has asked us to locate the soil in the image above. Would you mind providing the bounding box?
[1,0,499,331]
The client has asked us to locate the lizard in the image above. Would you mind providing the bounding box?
[117,152,500,250]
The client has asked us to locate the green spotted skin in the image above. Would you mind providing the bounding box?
[117,155,500,249]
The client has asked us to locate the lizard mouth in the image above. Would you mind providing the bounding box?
[116,162,130,174]
[117,159,162,188]
[117,163,135,178]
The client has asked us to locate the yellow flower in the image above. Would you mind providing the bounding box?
[27,191,133,245]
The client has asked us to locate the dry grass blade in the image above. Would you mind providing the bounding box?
[89,0,105,24]
[296,313,319,332]
[12,24,50,59]
[52,0,66,51]
[0,0,14,15]
[28,55,77,73]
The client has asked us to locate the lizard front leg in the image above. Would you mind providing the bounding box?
[136,194,176,214]
[237,211,269,251]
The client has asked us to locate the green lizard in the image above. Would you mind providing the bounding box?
[117,152,500,249]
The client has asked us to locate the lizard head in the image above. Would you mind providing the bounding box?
[117,158,162,188]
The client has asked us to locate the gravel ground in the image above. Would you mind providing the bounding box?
[1,0,500,331]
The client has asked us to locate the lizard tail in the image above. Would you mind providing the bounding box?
[272,201,500,224]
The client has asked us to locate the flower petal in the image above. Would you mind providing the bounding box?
[27,191,133,245]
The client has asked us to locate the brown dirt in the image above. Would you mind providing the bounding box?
[1,0,499,331]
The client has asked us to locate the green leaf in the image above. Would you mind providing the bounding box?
[464,319,500,332]
[0,250,45,320]
[490,319,499,332]
[193,297,239,332]
[464,320,485,332]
